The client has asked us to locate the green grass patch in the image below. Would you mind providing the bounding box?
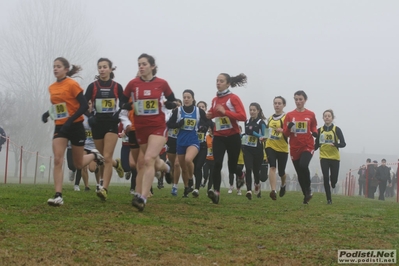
[0,183,398,265]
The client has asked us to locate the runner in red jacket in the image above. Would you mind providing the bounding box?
[283,90,317,204]
[206,73,247,204]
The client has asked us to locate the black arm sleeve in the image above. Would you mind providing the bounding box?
[164,92,177,109]
[64,92,88,126]
[198,109,212,133]
[117,84,128,108]
[166,108,180,129]
[335,126,346,148]
[314,128,320,151]
[84,83,94,102]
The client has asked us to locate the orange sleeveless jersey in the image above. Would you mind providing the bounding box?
[49,78,84,126]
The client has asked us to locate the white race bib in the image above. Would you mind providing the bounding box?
[134,99,159,115]
[168,128,179,138]
[215,116,232,131]
[49,103,69,120]
[242,135,258,147]
[95,98,116,113]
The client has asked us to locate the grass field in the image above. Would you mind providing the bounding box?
[0,183,398,266]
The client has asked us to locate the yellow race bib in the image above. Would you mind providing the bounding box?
[134,99,159,115]
[215,116,232,131]
[49,103,69,120]
[95,98,115,113]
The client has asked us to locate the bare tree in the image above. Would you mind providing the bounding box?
[0,0,99,177]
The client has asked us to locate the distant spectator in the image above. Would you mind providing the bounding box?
[0,126,6,152]
[375,159,392,201]
[39,163,46,178]
[311,173,320,192]
[366,159,378,199]
[358,165,367,196]
[385,171,395,198]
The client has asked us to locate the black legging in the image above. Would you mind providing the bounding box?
[130,168,137,190]
[74,170,82,186]
[320,158,340,201]
[67,148,82,186]
[67,148,76,172]
[203,159,215,191]
[229,164,244,186]
[243,146,263,191]
[193,144,207,190]
[120,145,131,172]
[212,134,241,192]
[292,151,313,196]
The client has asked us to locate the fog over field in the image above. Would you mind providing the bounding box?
[0,0,398,179]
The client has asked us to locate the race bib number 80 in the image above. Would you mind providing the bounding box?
[49,102,69,120]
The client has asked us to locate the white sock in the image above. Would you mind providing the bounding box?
[173,184,178,188]
[165,163,171,173]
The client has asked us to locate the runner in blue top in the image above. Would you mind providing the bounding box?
[167,90,210,197]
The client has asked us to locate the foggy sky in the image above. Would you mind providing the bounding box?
[1,0,399,157]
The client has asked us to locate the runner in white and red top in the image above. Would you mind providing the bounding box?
[205,73,247,204]
[123,53,176,211]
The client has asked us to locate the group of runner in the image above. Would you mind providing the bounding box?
[43,54,346,210]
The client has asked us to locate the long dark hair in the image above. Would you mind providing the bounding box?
[220,73,247,87]
[95,58,116,80]
[250,102,266,120]
[54,57,81,77]
[183,89,196,105]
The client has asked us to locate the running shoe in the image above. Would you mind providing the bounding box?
[304,190,313,203]
[207,189,220,204]
[279,185,286,197]
[269,190,277,201]
[192,189,199,198]
[155,171,161,180]
[68,170,75,182]
[327,199,332,204]
[236,172,245,189]
[84,187,90,192]
[228,186,233,194]
[246,190,252,200]
[91,149,105,164]
[171,187,178,196]
[125,171,131,180]
[96,187,108,201]
[114,158,124,178]
[157,180,164,189]
[164,161,172,184]
[200,183,206,188]
[257,190,261,198]
[74,185,80,191]
[237,189,242,196]
[130,189,135,195]
[188,178,194,188]
[183,186,193,198]
[47,196,64,206]
[254,183,261,195]
[132,196,145,212]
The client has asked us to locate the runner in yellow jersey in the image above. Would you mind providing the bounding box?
[265,96,289,200]
[314,109,346,204]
